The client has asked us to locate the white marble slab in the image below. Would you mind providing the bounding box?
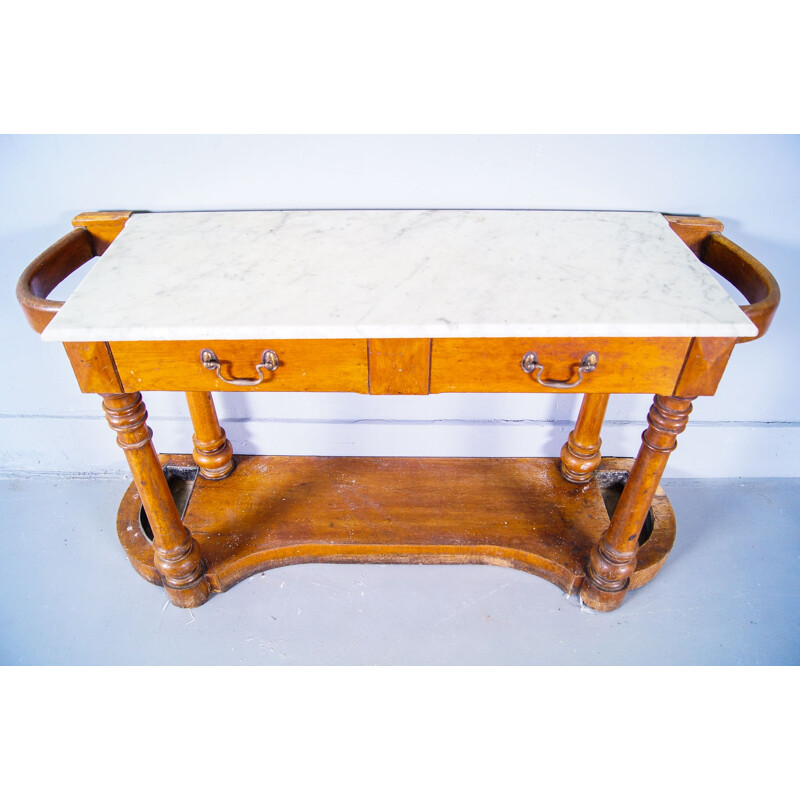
[42,210,757,341]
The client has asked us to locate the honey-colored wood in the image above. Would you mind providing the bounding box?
[72,211,133,255]
[368,338,431,394]
[116,454,677,600]
[674,337,736,397]
[110,339,370,393]
[666,214,780,344]
[599,458,677,591]
[16,229,125,392]
[431,337,691,394]
[581,394,694,611]
[62,342,124,394]
[185,391,235,479]
[700,232,781,343]
[560,393,609,483]
[16,227,95,334]
[16,213,783,614]
[665,214,724,257]
[102,392,211,607]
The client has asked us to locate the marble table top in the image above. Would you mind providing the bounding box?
[42,210,757,342]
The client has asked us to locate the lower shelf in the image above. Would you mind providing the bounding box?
[116,455,676,600]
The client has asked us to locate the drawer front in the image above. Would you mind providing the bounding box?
[430,338,691,394]
[111,339,369,393]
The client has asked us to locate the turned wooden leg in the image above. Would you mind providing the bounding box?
[580,394,695,611]
[102,392,211,608]
[185,391,235,479]
[560,393,609,483]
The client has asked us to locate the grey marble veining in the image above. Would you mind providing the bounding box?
[42,210,757,341]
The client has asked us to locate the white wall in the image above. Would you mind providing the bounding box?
[2,135,798,477]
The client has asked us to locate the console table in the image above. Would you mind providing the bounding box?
[17,210,780,612]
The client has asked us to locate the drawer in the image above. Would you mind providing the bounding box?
[110,339,369,393]
[430,338,691,394]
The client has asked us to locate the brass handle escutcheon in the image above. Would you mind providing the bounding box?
[520,351,599,389]
[200,348,279,386]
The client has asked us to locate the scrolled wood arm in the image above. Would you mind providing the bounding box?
[16,211,133,334]
[16,227,96,334]
[699,232,781,343]
[665,215,780,344]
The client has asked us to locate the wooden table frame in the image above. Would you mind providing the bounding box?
[17,212,780,612]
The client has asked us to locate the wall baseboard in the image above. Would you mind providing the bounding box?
[1,416,798,479]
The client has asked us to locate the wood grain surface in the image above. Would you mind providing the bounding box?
[581,394,694,611]
[63,341,124,394]
[665,214,724,257]
[116,455,676,603]
[431,337,691,394]
[185,391,235,479]
[72,211,133,255]
[16,227,96,334]
[560,393,609,482]
[103,393,211,607]
[368,338,431,394]
[111,339,370,393]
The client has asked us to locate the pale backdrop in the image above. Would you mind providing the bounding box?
[1,135,797,476]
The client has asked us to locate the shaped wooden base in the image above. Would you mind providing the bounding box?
[116,455,676,607]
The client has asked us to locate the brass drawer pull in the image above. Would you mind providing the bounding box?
[521,351,599,389]
[200,348,279,386]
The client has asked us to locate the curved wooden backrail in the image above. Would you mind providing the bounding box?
[700,232,781,343]
[16,227,95,334]
[666,214,780,344]
[16,211,132,335]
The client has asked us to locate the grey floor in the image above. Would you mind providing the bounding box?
[1,472,798,665]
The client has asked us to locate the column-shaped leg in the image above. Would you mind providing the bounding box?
[103,392,211,608]
[560,393,609,483]
[580,394,695,611]
[185,391,234,479]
